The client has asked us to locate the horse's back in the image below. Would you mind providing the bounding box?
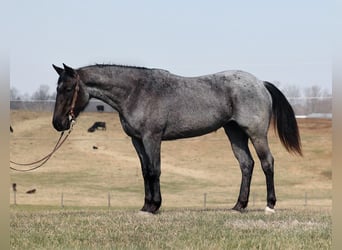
[149,70,272,139]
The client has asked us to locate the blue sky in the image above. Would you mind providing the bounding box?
[8,0,332,96]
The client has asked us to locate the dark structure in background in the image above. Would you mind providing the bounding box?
[96,105,104,112]
[88,122,106,132]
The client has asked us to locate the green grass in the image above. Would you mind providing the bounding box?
[10,206,331,250]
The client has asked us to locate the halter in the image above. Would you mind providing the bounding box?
[68,73,80,122]
[10,74,81,172]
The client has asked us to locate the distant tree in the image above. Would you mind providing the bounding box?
[50,91,56,100]
[304,85,323,98]
[271,80,282,88]
[276,84,303,115]
[10,87,21,100]
[304,85,331,114]
[321,88,332,98]
[282,84,302,98]
[21,93,31,101]
[31,84,51,100]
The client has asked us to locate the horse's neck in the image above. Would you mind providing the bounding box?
[79,67,138,113]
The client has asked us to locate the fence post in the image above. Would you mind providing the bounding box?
[61,192,64,208]
[108,192,111,208]
[304,192,307,207]
[203,193,207,209]
[12,183,17,206]
[13,190,17,206]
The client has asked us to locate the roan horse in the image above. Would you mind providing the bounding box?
[52,63,302,214]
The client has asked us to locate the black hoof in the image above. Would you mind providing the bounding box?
[141,200,161,214]
[232,201,248,212]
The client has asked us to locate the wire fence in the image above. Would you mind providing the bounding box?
[10,189,331,211]
[201,191,332,210]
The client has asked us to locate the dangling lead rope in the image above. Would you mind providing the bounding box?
[11,71,80,172]
[10,120,75,172]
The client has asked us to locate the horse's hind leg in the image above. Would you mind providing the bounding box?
[224,122,254,212]
[250,136,276,211]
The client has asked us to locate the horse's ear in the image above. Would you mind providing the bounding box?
[63,63,77,77]
[52,64,64,75]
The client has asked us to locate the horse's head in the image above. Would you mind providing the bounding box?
[52,64,89,131]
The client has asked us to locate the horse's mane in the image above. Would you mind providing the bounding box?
[84,63,150,71]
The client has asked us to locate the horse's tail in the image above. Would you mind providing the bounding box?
[264,81,302,156]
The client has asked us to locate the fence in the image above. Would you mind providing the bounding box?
[201,191,332,210]
[287,97,332,117]
[10,189,331,211]
[10,97,332,117]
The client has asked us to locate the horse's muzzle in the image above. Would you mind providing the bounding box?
[52,117,71,132]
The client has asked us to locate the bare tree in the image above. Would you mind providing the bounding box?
[279,84,303,115]
[271,80,282,88]
[50,90,56,100]
[31,84,51,100]
[10,87,21,101]
[282,84,302,98]
[304,85,323,98]
[304,85,331,114]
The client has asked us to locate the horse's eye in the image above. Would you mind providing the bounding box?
[66,87,73,92]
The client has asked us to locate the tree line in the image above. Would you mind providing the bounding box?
[273,82,332,115]
[10,84,56,101]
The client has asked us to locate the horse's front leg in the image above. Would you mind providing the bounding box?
[132,135,162,214]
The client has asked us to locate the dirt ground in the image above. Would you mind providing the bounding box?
[10,110,331,209]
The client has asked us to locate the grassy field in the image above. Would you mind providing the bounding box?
[10,206,331,250]
[10,110,332,249]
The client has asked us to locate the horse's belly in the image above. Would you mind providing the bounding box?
[162,128,219,140]
[162,114,229,140]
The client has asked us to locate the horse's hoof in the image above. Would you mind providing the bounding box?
[265,206,275,214]
[231,205,248,213]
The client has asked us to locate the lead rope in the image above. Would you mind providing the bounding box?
[10,120,76,172]
[10,72,80,172]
